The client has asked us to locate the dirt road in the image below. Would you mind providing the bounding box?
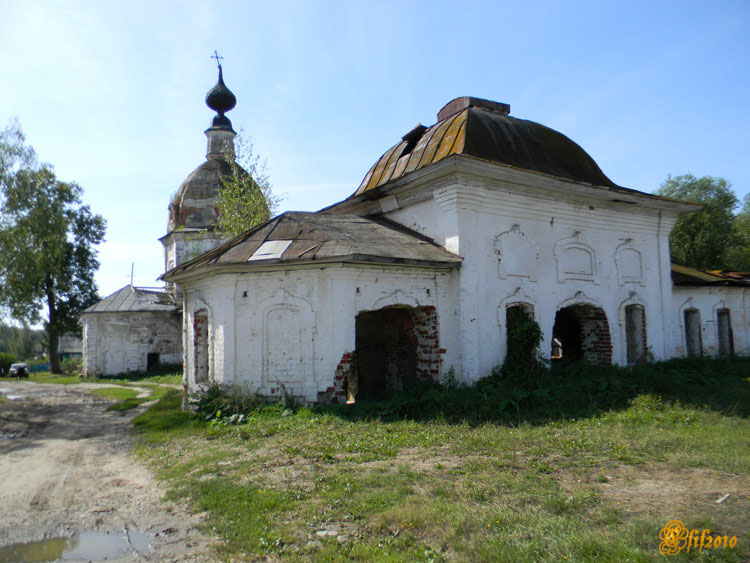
[0,380,215,562]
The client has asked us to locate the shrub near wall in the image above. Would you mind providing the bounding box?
[0,352,16,374]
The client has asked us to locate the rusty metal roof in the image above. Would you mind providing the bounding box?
[164,212,461,278]
[671,264,750,286]
[355,96,622,195]
[83,285,178,314]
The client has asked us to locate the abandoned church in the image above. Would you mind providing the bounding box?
[82,67,750,403]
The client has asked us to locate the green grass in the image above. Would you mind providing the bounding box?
[91,386,141,402]
[23,369,179,412]
[27,365,182,386]
[133,358,750,562]
[106,384,172,412]
[28,372,82,384]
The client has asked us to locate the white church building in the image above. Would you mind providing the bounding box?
[80,65,748,396]
[158,91,749,404]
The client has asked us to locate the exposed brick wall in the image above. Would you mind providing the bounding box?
[317,352,352,404]
[411,306,445,380]
[348,305,445,401]
[555,304,612,366]
[578,307,612,366]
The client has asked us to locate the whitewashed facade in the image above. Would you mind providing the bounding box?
[160,95,749,403]
[81,286,182,377]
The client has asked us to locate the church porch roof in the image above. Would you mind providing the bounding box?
[163,212,461,279]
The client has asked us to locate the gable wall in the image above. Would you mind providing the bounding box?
[82,311,182,377]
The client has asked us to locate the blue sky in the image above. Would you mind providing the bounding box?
[1,0,748,298]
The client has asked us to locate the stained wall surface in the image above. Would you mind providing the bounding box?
[82,311,182,377]
[180,265,457,404]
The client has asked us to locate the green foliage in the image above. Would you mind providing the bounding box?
[0,323,45,359]
[61,356,81,375]
[0,120,106,373]
[193,384,290,424]
[656,174,739,270]
[184,355,750,427]
[0,352,15,373]
[726,193,750,271]
[322,356,750,424]
[500,307,546,385]
[215,133,281,239]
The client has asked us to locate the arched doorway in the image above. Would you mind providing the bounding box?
[552,304,612,365]
[351,306,440,401]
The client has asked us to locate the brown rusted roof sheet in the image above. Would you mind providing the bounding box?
[83,285,178,314]
[671,264,750,286]
[164,212,461,278]
[706,270,750,280]
[354,96,623,196]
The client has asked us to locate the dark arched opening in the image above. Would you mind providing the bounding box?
[350,306,440,401]
[552,304,612,366]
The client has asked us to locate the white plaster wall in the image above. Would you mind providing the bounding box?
[387,172,682,380]
[82,312,182,377]
[670,287,750,357]
[180,264,458,403]
[162,231,225,272]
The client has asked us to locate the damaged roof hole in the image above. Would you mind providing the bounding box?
[400,124,427,156]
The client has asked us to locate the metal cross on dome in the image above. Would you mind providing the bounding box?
[211,51,223,69]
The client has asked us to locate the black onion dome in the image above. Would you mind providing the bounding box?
[205,67,236,116]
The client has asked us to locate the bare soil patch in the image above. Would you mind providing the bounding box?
[0,380,216,561]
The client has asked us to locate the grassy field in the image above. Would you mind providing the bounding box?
[19,367,182,411]
[133,358,750,561]
[27,364,182,386]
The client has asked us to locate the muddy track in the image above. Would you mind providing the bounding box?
[0,380,216,562]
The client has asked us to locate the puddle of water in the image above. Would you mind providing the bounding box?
[0,530,150,562]
[5,395,21,400]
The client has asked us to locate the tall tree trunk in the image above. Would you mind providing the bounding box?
[48,325,61,374]
[45,278,62,374]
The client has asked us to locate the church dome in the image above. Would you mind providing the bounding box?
[355,96,619,195]
[168,158,233,232]
[167,60,240,234]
